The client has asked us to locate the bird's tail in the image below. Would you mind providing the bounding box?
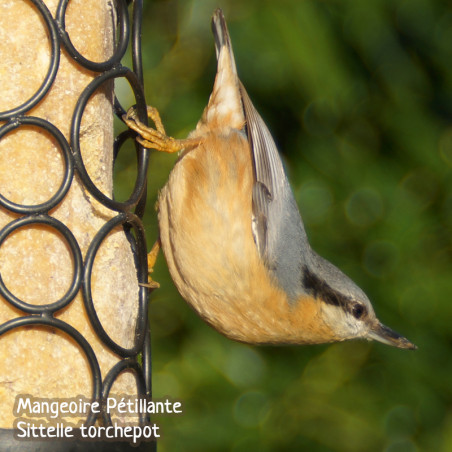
[199,9,243,129]
[211,8,237,76]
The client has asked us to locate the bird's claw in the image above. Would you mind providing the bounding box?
[123,105,202,153]
[139,240,161,289]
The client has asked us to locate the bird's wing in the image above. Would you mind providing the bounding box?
[239,82,287,260]
[240,83,311,300]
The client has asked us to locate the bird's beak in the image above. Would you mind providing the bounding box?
[367,322,417,350]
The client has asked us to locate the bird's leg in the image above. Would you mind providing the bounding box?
[140,239,161,289]
[123,106,201,153]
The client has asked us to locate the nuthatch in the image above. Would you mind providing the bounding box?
[124,9,416,349]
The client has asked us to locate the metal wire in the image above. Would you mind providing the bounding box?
[0,0,154,449]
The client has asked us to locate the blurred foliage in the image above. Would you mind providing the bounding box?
[115,0,452,450]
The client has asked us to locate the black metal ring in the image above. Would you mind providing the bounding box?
[0,0,60,120]
[101,358,147,426]
[0,215,83,314]
[56,0,129,72]
[0,314,102,426]
[142,328,152,397]
[0,117,73,214]
[82,212,149,356]
[113,128,149,219]
[71,66,149,212]
[131,0,144,84]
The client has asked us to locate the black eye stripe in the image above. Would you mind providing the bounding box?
[302,267,364,317]
[302,267,345,307]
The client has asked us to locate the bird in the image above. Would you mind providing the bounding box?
[123,9,416,349]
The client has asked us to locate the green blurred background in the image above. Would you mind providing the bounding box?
[116,0,452,450]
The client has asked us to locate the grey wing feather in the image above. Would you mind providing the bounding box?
[239,82,286,258]
[239,82,311,300]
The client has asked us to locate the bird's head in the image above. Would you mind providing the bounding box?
[302,253,417,349]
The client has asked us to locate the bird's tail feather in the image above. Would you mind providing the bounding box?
[211,8,237,76]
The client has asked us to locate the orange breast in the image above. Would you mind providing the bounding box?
[158,130,338,345]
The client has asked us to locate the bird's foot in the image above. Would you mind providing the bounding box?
[140,239,161,289]
[123,105,200,153]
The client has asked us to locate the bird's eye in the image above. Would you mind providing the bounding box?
[352,303,366,319]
